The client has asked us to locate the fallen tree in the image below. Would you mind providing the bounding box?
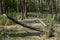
[3,14,57,38]
[3,14,44,32]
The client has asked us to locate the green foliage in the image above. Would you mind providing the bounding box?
[1,0,60,12]
[2,0,17,12]
[57,13,60,21]
[44,14,56,37]
[0,15,14,25]
[0,15,7,25]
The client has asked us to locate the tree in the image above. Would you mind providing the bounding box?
[21,0,24,20]
[40,0,44,13]
[17,0,21,12]
[4,0,8,14]
[52,0,57,20]
[21,0,27,20]
[0,0,2,13]
[35,0,40,17]
[23,0,27,19]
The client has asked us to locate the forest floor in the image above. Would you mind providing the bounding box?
[0,22,60,40]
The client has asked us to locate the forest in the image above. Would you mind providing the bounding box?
[0,0,60,40]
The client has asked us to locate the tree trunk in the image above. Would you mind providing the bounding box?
[17,0,23,20]
[0,0,2,14]
[46,0,52,13]
[17,0,21,12]
[52,0,57,20]
[23,0,27,19]
[21,0,27,20]
[40,0,43,13]
[4,0,7,14]
[12,0,15,12]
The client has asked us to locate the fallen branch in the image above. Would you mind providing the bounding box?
[22,18,47,26]
[35,18,47,27]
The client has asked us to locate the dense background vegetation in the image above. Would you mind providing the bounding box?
[0,0,60,25]
[0,0,60,12]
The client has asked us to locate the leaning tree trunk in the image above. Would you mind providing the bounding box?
[0,0,2,14]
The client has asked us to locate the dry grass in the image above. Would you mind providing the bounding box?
[0,24,60,40]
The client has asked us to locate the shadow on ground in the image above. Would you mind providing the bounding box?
[8,32,42,37]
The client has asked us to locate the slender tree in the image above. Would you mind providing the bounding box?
[20,0,25,20]
[17,0,21,12]
[4,0,8,14]
[12,0,15,12]
[40,0,43,13]
[46,0,52,13]
[0,0,2,14]
[52,0,57,20]
[23,0,27,19]
[21,0,27,20]
[36,0,40,17]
